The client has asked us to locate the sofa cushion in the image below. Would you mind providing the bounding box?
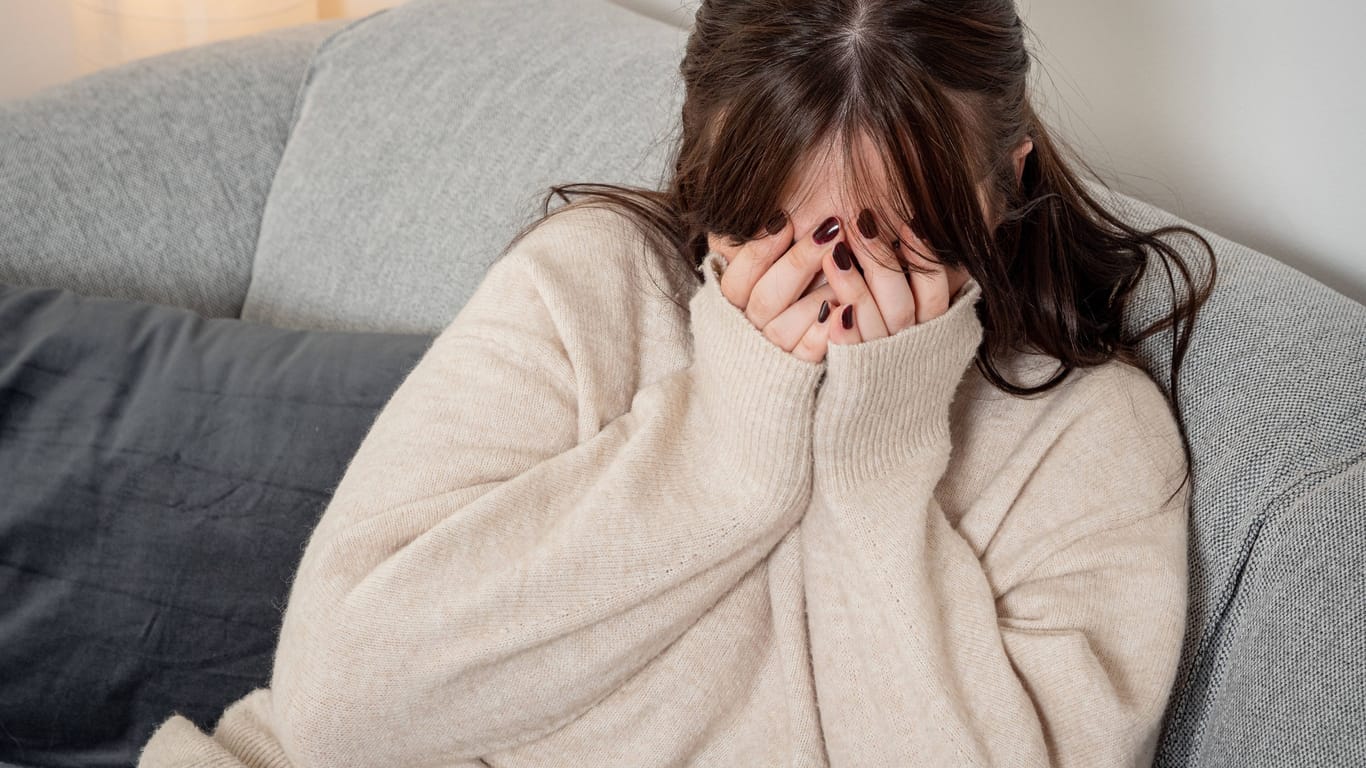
[0,282,432,768]
[0,21,343,318]
[239,0,689,334]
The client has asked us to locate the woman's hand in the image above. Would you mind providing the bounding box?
[815,211,958,346]
[707,213,843,364]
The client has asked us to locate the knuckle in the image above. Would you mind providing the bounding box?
[911,291,948,321]
[887,305,916,329]
[762,323,789,351]
[717,274,740,307]
[720,287,745,312]
[746,290,780,325]
[707,232,740,263]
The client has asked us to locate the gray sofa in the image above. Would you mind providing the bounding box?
[1,1,1362,766]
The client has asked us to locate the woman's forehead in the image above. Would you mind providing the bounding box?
[780,132,901,223]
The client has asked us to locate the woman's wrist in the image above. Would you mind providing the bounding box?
[688,250,826,498]
[813,280,984,490]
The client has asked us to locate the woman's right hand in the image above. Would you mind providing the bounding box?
[707,212,843,364]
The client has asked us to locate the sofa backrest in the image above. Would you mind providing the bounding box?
[238,0,688,334]
[0,21,344,318]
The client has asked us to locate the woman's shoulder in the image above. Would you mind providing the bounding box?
[962,351,1187,488]
[976,347,1175,419]
[1085,359,1188,490]
[949,351,1190,552]
[481,203,695,408]
[499,203,693,302]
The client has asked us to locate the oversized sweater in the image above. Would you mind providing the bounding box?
[138,204,1191,768]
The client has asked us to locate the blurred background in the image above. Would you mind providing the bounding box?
[0,0,403,100]
[1,0,1362,302]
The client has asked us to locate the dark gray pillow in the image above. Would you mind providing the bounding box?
[0,283,433,768]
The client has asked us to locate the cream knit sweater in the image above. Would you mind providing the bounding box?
[138,204,1190,768]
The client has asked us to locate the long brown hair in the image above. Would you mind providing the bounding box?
[499,0,1216,507]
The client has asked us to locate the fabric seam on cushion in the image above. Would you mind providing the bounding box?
[284,8,393,136]
[243,8,397,318]
[1161,447,1366,753]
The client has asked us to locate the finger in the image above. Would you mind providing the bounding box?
[896,220,952,324]
[762,283,837,356]
[706,231,738,267]
[800,268,829,296]
[851,209,918,335]
[708,215,793,311]
[828,302,863,347]
[747,215,839,329]
[821,239,888,341]
[791,298,835,364]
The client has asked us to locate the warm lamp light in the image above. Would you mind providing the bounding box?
[70,0,319,75]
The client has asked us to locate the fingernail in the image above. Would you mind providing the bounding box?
[833,241,853,271]
[764,210,787,236]
[841,304,855,330]
[813,216,840,244]
[817,300,830,323]
[856,209,878,238]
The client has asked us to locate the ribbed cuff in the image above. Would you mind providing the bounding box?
[688,251,826,496]
[137,689,291,768]
[814,278,985,489]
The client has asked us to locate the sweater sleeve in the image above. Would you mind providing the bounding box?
[265,236,825,767]
[800,280,1191,767]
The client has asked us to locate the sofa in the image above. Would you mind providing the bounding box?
[1,1,1362,766]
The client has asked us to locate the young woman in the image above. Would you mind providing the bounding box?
[140,1,1216,766]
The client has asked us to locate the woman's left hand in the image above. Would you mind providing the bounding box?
[820,212,956,346]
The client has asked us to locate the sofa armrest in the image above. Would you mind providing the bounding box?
[0,19,345,317]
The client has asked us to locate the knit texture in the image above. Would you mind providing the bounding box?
[138,204,1191,768]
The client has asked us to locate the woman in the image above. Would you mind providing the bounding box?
[140,0,1216,766]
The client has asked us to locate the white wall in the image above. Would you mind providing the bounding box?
[614,0,1366,304]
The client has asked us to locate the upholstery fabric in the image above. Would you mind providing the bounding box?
[0,21,343,318]
[239,0,689,333]
[1091,184,1366,766]
[0,283,432,768]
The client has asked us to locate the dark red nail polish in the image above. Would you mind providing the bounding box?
[841,304,855,330]
[818,300,830,323]
[833,241,853,271]
[856,209,878,239]
[764,210,787,236]
[813,216,840,244]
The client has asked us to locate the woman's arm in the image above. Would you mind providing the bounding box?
[265,213,826,767]
[801,290,1190,767]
